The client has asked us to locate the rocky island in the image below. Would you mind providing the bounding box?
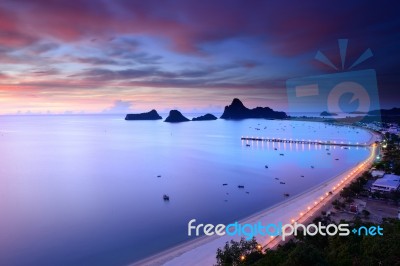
[164,110,190,123]
[192,113,218,121]
[369,108,400,116]
[125,109,162,120]
[220,98,287,120]
[320,111,338,116]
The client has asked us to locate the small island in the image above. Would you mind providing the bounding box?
[320,111,338,116]
[349,111,367,114]
[220,98,287,120]
[164,110,190,123]
[192,113,218,121]
[369,108,400,116]
[125,109,162,120]
[125,98,287,122]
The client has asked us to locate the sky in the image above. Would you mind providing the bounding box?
[0,0,399,114]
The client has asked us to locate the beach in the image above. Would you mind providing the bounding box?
[132,130,379,266]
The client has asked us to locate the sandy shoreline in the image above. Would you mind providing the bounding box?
[131,129,379,266]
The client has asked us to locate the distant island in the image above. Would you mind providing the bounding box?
[369,108,400,116]
[124,98,287,122]
[220,98,287,120]
[125,109,162,120]
[192,113,218,121]
[320,111,338,116]
[164,110,190,123]
[348,111,367,114]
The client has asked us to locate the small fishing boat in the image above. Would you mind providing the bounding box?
[163,194,170,201]
[238,185,245,189]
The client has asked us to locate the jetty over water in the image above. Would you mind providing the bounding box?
[241,137,370,147]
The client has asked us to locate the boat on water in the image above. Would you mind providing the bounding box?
[163,194,170,201]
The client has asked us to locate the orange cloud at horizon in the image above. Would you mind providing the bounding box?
[0,81,288,115]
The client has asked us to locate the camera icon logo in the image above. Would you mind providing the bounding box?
[286,39,380,121]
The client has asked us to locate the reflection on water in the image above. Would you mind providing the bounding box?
[0,115,371,266]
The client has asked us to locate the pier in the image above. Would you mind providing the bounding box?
[241,137,370,147]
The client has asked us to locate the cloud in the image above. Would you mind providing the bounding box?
[71,67,168,81]
[28,42,59,54]
[118,52,162,65]
[0,72,8,79]
[114,74,287,90]
[0,0,399,109]
[70,63,244,82]
[0,31,37,49]
[0,6,38,48]
[71,53,162,66]
[74,57,122,66]
[0,0,399,57]
[28,68,60,76]
[238,60,261,69]
[102,100,134,114]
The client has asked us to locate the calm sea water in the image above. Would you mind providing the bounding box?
[0,115,371,266]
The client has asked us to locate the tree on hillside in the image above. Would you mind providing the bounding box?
[216,238,263,266]
[246,219,400,266]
